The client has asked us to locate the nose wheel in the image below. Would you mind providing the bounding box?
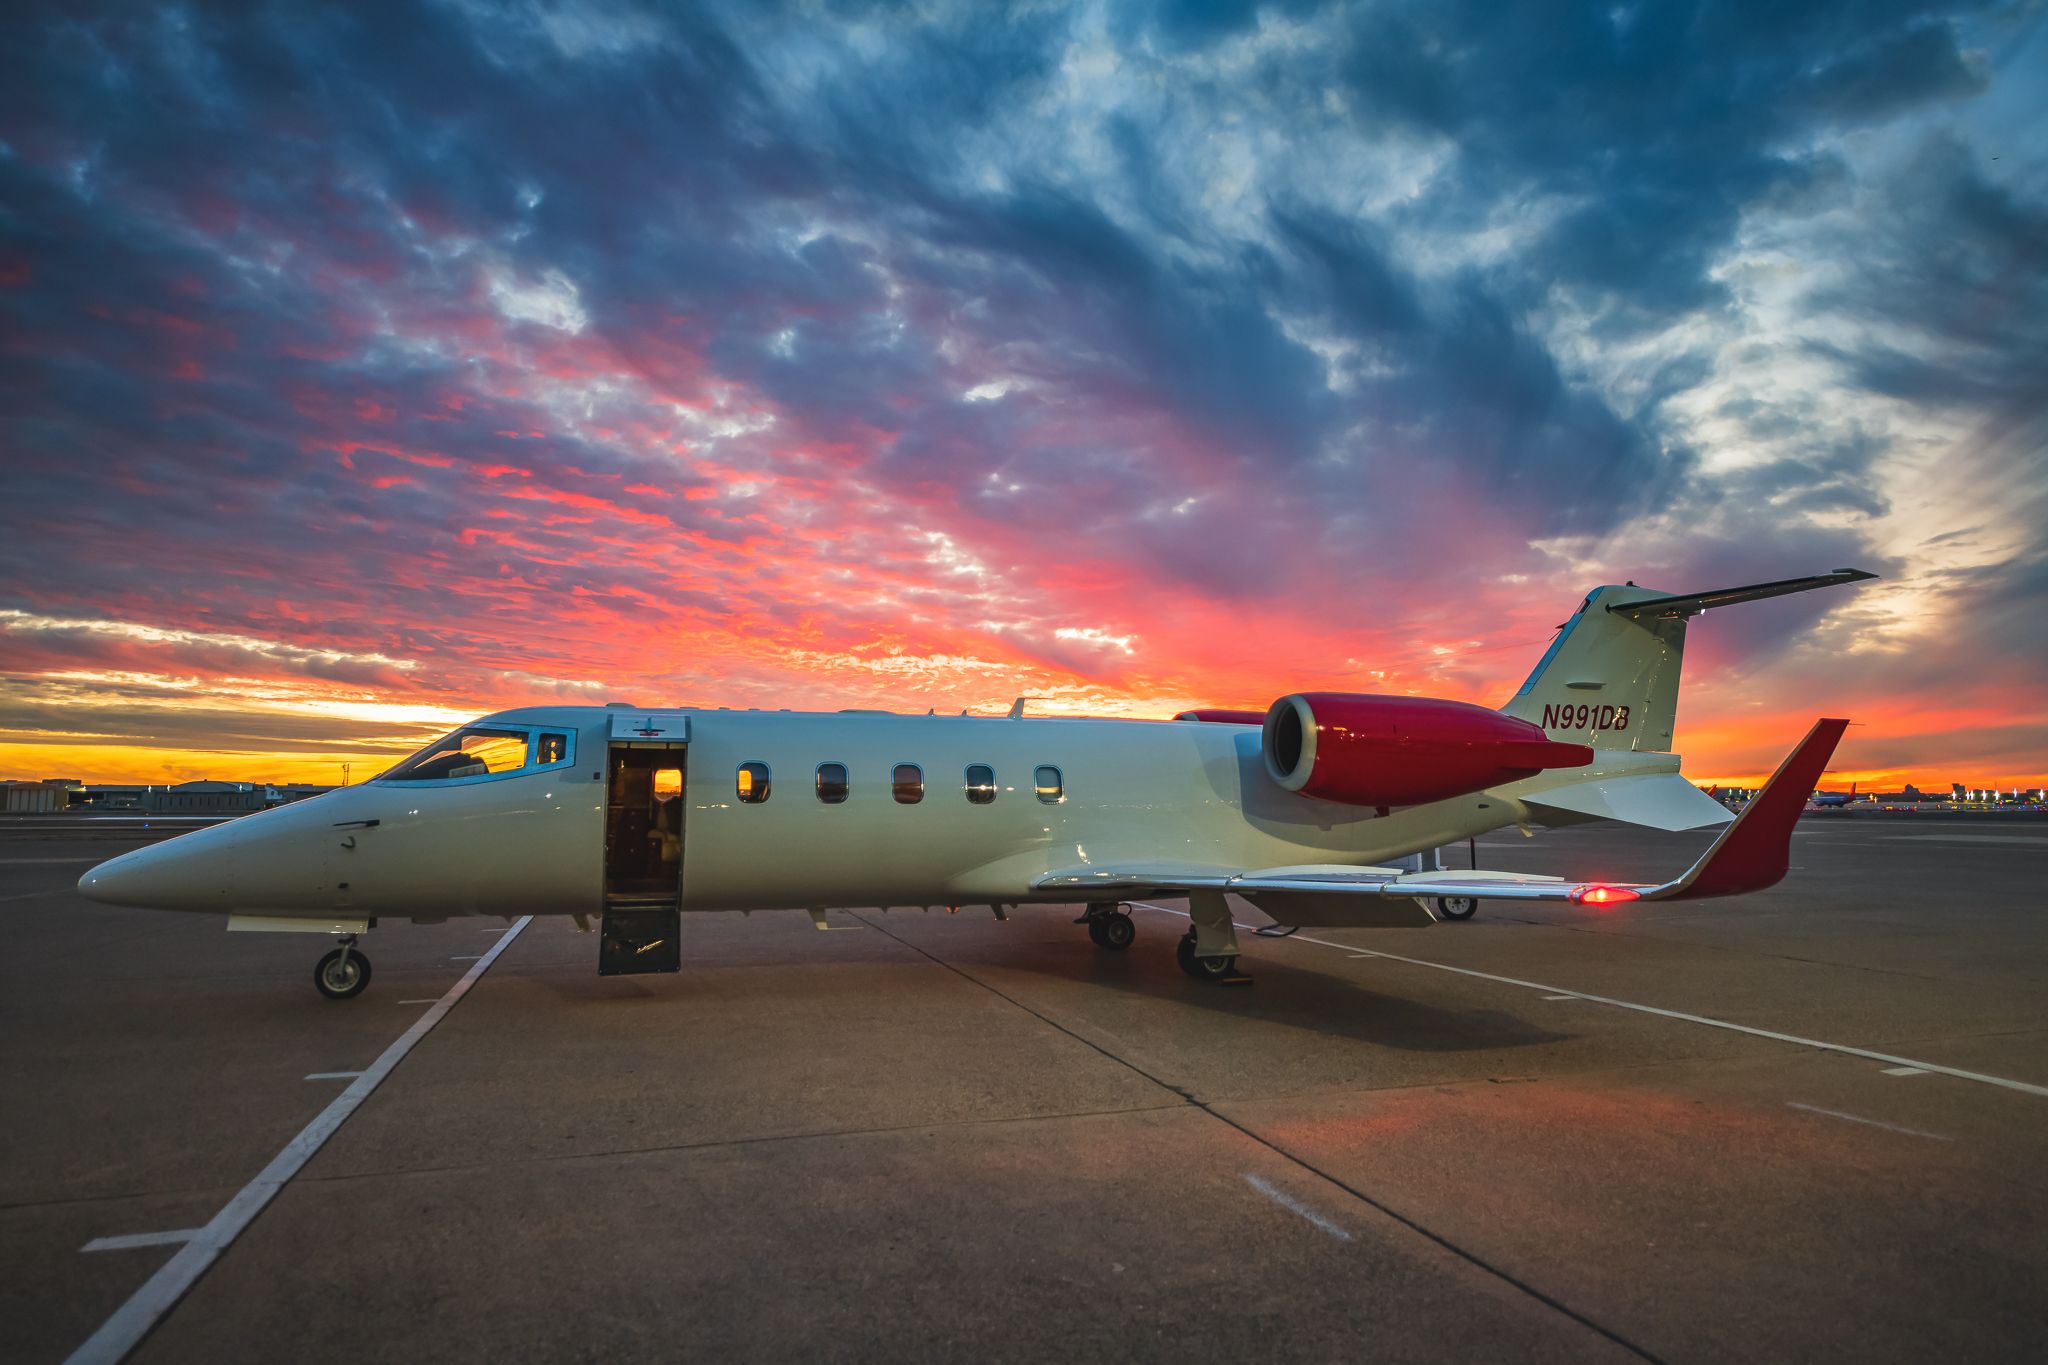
[314,937,372,1000]
[1435,896,1478,921]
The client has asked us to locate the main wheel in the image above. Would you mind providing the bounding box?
[1175,929,1237,981]
[1435,896,1478,921]
[1093,912,1135,951]
[314,947,372,1000]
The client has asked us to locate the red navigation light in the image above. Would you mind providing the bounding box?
[1572,884,1640,907]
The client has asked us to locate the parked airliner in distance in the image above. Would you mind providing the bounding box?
[1811,782,1865,808]
[80,570,1875,999]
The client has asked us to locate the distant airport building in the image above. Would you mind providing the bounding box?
[0,780,72,814]
[57,781,335,814]
[142,781,272,814]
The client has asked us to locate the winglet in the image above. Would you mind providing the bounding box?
[1646,718,1849,901]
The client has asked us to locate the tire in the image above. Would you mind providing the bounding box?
[1435,896,1478,921]
[315,947,371,1000]
[1095,912,1134,951]
[1175,929,1237,980]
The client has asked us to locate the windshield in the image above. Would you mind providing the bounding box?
[381,727,532,783]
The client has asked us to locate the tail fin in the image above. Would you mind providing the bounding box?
[1500,569,1874,753]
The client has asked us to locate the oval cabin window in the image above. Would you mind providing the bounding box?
[736,762,771,804]
[964,764,996,805]
[1034,765,1064,804]
[892,763,924,804]
[815,762,849,804]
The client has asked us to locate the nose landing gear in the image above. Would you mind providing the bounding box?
[314,935,372,1000]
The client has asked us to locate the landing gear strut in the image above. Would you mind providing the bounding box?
[1434,896,1478,921]
[1076,902,1136,951]
[314,935,372,1000]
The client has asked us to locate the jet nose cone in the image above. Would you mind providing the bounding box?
[79,837,228,910]
[78,845,176,907]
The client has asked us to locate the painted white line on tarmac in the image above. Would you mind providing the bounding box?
[449,954,483,961]
[1243,1173,1352,1241]
[1883,1066,1928,1077]
[397,999,439,1005]
[1541,994,1579,1001]
[63,914,533,1365]
[81,1230,200,1254]
[1130,903,2048,1101]
[1786,1102,1952,1141]
[303,1071,362,1081]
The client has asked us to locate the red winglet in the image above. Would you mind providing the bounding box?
[1648,718,1849,901]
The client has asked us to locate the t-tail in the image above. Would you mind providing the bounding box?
[1500,569,1876,753]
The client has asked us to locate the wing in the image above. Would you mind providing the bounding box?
[1034,718,1846,909]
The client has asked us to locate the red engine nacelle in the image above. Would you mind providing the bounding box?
[1262,692,1593,808]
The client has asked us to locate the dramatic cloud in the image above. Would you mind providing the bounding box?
[1,0,2043,787]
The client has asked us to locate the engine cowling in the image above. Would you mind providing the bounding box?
[1262,692,1594,808]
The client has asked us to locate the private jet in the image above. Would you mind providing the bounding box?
[79,570,1874,998]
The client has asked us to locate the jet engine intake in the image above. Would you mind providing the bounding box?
[1262,693,1593,808]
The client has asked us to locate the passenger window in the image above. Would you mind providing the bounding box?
[384,727,533,782]
[892,763,924,804]
[816,762,849,804]
[1034,765,1064,804]
[736,762,771,803]
[964,764,996,805]
[537,732,570,765]
[653,768,682,799]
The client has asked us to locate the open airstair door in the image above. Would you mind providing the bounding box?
[600,712,687,975]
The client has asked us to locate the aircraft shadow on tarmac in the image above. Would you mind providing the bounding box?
[485,911,1568,1054]
[866,917,1573,1056]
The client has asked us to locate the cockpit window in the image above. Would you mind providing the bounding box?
[538,732,570,765]
[382,728,534,783]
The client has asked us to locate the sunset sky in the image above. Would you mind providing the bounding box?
[2,1,2044,791]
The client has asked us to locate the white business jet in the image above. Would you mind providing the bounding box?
[80,570,1872,999]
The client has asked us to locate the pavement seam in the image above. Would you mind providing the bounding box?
[851,910,1665,1364]
[0,1185,248,1215]
[283,1100,1195,1186]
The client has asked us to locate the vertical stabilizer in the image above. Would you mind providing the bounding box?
[1502,586,1688,752]
[1501,569,1874,754]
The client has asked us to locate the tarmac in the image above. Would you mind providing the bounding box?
[3,812,2046,1363]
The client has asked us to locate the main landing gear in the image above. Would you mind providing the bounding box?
[1176,890,1251,984]
[1076,902,1136,951]
[1176,929,1244,982]
[315,935,372,1000]
[1434,896,1478,921]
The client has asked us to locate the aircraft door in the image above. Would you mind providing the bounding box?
[601,714,687,975]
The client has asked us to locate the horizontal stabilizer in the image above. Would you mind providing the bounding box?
[1523,772,1733,832]
[1605,569,1876,621]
